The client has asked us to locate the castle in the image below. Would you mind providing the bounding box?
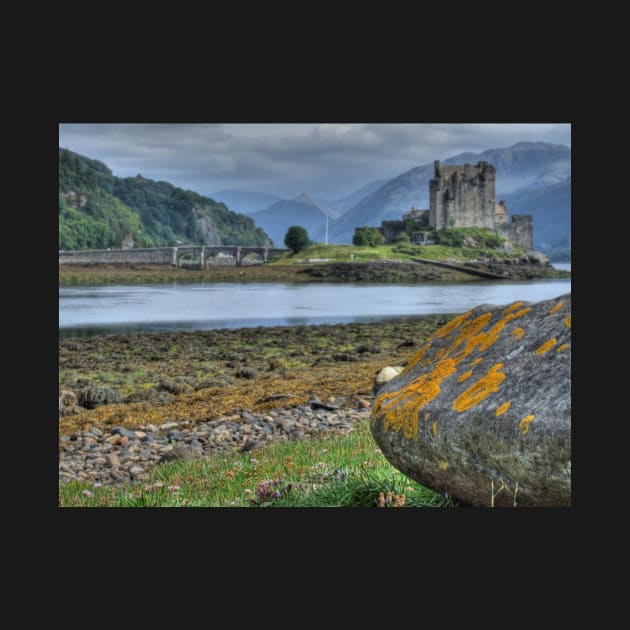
[429,160,533,250]
[375,160,534,251]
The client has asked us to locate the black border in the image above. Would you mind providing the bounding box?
[46,72,579,569]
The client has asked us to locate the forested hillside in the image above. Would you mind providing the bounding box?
[59,149,271,250]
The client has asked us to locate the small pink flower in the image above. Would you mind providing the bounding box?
[82,490,93,498]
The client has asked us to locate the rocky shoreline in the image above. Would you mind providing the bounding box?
[59,401,371,485]
[59,317,450,485]
[59,257,569,286]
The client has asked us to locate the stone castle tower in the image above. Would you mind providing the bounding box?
[429,160,496,229]
[429,160,533,250]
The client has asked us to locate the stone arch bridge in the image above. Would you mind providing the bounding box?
[59,245,290,268]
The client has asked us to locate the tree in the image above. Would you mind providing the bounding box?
[353,226,385,247]
[284,226,310,253]
[394,231,411,244]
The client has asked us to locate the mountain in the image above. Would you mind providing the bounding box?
[212,189,282,215]
[59,148,272,250]
[249,194,331,247]
[503,177,571,260]
[328,178,389,215]
[328,142,571,245]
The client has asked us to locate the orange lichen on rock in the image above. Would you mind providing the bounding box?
[375,359,457,439]
[452,363,506,413]
[511,327,525,340]
[495,401,511,416]
[565,315,571,329]
[535,338,557,355]
[432,420,438,436]
[401,342,431,375]
[512,307,531,319]
[450,309,528,361]
[503,300,525,314]
[470,357,483,367]
[476,314,516,352]
[549,302,564,314]
[443,312,494,360]
[438,460,449,471]
[556,343,569,353]
[518,415,535,434]
[434,311,472,338]
[457,370,473,383]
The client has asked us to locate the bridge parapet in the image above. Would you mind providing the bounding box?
[59,246,290,267]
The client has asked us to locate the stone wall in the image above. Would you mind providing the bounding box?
[59,246,290,267]
[496,215,533,251]
[59,247,176,265]
[429,160,496,230]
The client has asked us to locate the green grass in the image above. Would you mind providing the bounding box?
[58,420,455,508]
[270,242,522,265]
[269,243,395,264]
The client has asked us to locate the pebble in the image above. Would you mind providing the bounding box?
[59,404,371,486]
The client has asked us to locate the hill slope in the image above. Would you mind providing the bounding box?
[250,194,331,247]
[329,142,571,245]
[212,189,282,215]
[59,149,272,250]
[503,177,571,260]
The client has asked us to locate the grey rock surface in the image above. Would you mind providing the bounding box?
[370,294,571,507]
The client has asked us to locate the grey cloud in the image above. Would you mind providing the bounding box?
[59,123,570,200]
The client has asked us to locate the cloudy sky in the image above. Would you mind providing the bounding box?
[58,123,571,200]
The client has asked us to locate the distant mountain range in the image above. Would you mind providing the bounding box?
[503,176,571,260]
[212,189,282,215]
[249,194,331,247]
[213,179,388,247]
[218,142,570,256]
[61,141,571,258]
[327,142,571,246]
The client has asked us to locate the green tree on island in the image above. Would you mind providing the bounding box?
[352,226,385,247]
[284,226,310,253]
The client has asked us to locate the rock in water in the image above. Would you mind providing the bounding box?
[370,294,571,507]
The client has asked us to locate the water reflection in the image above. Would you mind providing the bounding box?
[59,279,571,337]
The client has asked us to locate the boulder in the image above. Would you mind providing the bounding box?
[59,388,79,416]
[373,366,404,394]
[370,294,571,507]
[527,251,551,266]
[77,386,121,409]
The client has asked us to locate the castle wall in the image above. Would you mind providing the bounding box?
[429,160,496,229]
[496,215,533,251]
